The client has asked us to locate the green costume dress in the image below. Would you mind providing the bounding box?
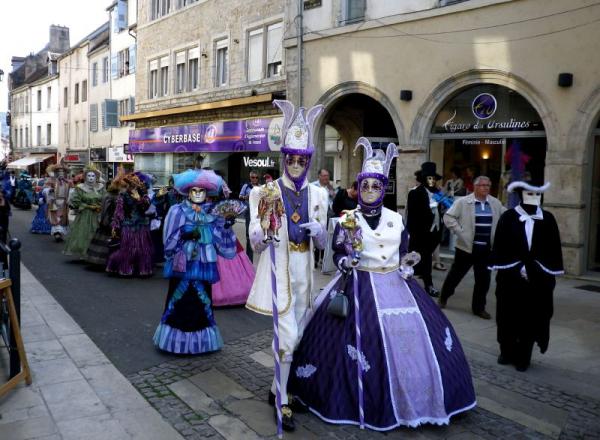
[63,184,105,258]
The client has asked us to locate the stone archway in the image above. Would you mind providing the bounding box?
[573,86,600,272]
[409,69,559,151]
[311,82,402,205]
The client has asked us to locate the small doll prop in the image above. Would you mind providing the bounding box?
[257,181,284,243]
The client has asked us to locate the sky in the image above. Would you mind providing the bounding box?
[0,0,110,113]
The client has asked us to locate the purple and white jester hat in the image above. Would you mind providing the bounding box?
[273,99,324,190]
[354,137,398,185]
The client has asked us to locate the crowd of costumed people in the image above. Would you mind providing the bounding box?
[1,161,255,317]
[0,99,564,436]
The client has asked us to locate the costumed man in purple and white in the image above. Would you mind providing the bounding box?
[245,100,329,432]
[406,162,444,297]
[153,169,237,354]
[488,177,563,372]
[288,138,476,431]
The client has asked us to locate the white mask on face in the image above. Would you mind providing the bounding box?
[522,191,541,206]
[285,155,307,179]
[426,176,436,188]
[85,172,97,186]
[189,187,206,204]
[359,178,384,205]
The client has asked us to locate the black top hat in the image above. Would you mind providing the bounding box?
[415,162,442,182]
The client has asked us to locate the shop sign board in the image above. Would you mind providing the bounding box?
[128,117,284,154]
[432,85,544,134]
[243,156,276,168]
[90,147,107,162]
[108,146,134,163]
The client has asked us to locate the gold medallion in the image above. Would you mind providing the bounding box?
[291,211,301,223]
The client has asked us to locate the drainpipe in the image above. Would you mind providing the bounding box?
[297,0,303,107]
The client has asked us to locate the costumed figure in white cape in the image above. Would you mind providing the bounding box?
[287,138,476,431]
[246,100,329,431]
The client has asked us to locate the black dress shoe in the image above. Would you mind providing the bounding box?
[515,363,530,372]
[438,297,447,309]
[473,310,492,320]
[427,286,440,298]
[275,405,295,432]
[268,391,308,413]
[497,354,511,365]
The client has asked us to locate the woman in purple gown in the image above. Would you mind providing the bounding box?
[288,139,476,431]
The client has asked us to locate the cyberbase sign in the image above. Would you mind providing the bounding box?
[128,117,284,154]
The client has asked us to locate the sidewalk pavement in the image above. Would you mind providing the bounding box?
[0,265,183,440]
[2,259,600,439]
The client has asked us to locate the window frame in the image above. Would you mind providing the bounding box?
[246,21,284,82]
[215,38,229,87]
[74,83,80,105]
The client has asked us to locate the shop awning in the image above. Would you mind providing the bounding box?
[120,93,275,122]
[7,154,53,169]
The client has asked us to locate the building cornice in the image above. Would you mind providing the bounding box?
[285,0,515,46]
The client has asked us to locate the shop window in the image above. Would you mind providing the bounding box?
[134,153,169,185]
[429,84,546,206]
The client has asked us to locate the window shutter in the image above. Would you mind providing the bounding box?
[267,23,283,64]
[90,104,98,132]
[129,45,136,74]
[111,54,118,79]
[105,99,119,128]
[117,0,127,30]
[129,96,135,115]
[248,29,263,81]
[101,101,106,130]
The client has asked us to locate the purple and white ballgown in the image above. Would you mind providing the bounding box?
[289,207,476,431]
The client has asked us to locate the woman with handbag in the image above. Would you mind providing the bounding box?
[288,138,476,431]
[153,169,237,354]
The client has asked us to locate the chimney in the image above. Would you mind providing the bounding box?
[49,25,70,53]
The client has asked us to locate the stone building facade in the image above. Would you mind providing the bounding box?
[124,0,286,192]
[283,0,600,275]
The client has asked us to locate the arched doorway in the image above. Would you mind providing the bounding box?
[587,117,600,271]
[317,92,399,209]
[428,84,546,206]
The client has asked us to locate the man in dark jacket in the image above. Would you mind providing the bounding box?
[406,162,443,297]
[332,181,358,216]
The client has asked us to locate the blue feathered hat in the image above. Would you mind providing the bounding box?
[173,169,223,196]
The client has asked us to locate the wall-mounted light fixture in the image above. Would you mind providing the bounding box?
[558,73,573,88]
[481,151,490,160]
[400,90,412,101]
[201,51,208,58]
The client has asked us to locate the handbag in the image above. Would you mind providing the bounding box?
[327,273,350,319]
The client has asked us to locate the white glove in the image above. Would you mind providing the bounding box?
[337,257,352,273]
[520,265,528,280]
[400,265,414,280]
[299,221,323,237]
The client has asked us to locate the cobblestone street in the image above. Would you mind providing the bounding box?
[128,329,600,440]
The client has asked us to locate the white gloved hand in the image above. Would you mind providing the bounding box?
[299,221,323,237]
[337,257,352,273]
[400,264,414,280]
[520,265,528,280]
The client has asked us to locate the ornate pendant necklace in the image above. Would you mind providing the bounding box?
[284,186,303,223]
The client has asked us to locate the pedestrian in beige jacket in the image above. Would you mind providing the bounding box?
[439,176,505,319]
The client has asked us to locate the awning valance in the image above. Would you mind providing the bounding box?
[7,154,53,169]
